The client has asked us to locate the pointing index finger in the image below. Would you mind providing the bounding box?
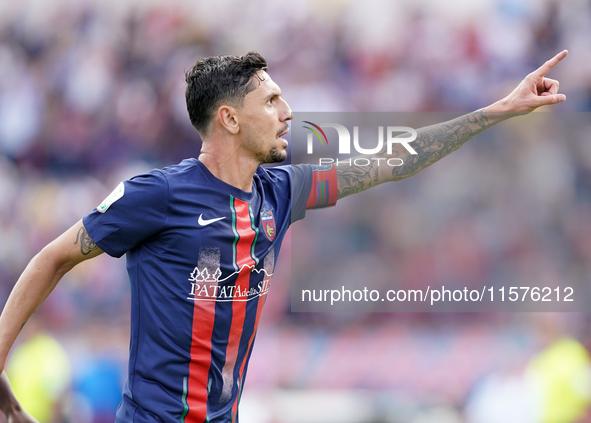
[532,49,568,77]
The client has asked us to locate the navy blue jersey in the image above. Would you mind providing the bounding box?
[83,158,337,423]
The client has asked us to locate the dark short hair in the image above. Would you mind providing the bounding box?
[185,51,268,135]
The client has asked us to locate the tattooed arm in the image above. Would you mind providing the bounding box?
[337,50,568,199]
[336,109,505,198]
[0,220,102,372]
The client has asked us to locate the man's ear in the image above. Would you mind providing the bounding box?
[217,105,240,135]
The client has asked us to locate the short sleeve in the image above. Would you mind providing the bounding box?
[290,164,338,223]
[290,164,312,223]
[305,165,338,210]
[82,170,169,258]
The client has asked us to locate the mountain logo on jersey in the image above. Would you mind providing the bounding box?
[190,267,222,282]
[187,264,273,302]
[261,210,276,241]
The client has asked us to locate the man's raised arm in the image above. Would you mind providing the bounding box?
[336,50,568,199]
[0,219,103,421]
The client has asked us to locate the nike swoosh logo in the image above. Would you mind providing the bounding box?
[198,214,226,226]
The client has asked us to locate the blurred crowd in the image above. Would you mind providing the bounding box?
[1,0,591,422]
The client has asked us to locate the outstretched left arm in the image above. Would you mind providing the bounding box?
[336,50,568,199]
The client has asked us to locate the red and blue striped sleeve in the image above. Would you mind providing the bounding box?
[279,164,339,224]
[305,165,338,210]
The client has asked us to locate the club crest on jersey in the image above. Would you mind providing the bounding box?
[261,210,276,241]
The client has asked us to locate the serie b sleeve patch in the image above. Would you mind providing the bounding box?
[97,181,125,213]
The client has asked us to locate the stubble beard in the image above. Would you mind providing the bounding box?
[243,125,287,164]
[258,145,287,164]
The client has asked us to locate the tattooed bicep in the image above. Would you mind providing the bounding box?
[74,225,99,256]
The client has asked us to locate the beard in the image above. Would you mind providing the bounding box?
[255,145,287,164]
[242,123,288,164]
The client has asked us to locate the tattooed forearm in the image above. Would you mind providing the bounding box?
[19,321,27,332]
[336,164,380,199]
[74,226,99,255]
[336,109,505,199]
[391,109,492,180]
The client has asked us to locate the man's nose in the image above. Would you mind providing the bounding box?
[281,99,293,121]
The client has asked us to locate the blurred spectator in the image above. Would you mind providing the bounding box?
[6,317,71,423]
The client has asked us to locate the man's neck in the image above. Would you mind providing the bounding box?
[197,151,259,192]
